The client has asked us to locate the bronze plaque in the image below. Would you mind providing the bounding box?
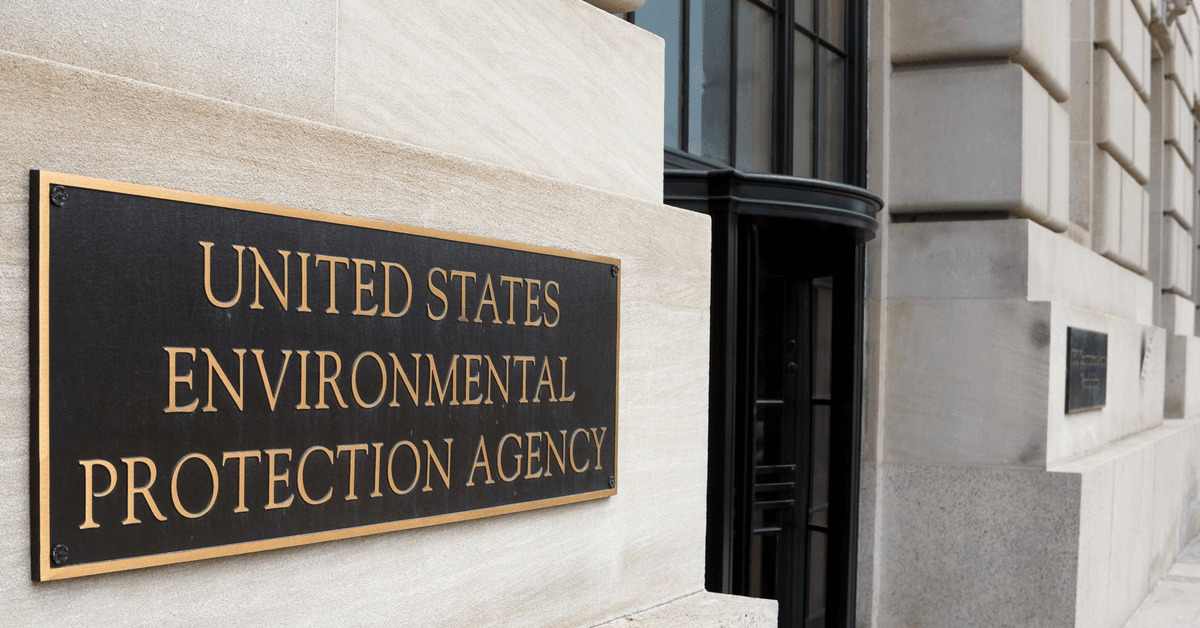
[1066,327,1106,413]
[30,171,620,580]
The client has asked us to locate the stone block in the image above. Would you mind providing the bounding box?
[1167,24,1196,110]
[334,0,665,203]
[1046,304,1162,466]
[1161,293,1197,337]
[1107,444,1157,623]
[1165,336,1200,418]
[1071,140,1092,229]
[1163,217,1194,297]
[888,219,1154,324]
[1094,147,1149,273]
[876,464,1080,628]
[1096,0,1152,100]
[1095,47,1151,183]
[890,0,1069,101]
[884,298,1052,468]
[1166,146,1194,229]
[1074,460,1115,628]
[1130,0,1150,24]
[1167,80,1196,167]
[0,49,712,627]
[890,63,1069,229]
[0,0,338,124]
[1153,428,1188,571]
[1070,40,1094,143]
[1057,421,1200,628]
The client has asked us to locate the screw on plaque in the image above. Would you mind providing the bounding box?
[608,476,616,488]
[50,186,68,207]
[611,265,619,277]
[51,544,68,566]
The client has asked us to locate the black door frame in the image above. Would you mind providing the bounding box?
[665,168,879,627]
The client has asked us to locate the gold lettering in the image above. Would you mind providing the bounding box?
[297,252,312,312]
[427,267,449,321]
[164,347,199,413]
[201,348,247,412]
[222,450,262,513]
[79,459,118,529]
[463,355,483,405]
[295,350,312,409]
[336,444,370,501]
[370,442,384,498]
[170,453,219,518]
[249,247,290,310]
[513,356,536,403]
[389,352,422,407]
[200,242,244,308]
[351,351,388,408]
[297,445,334,505]
[381,262,412,318]
[422,439,453,492]
[315,350,349,409]
[466,435,496,487]
[251,349,293,412]
[387,441,421,495]
[314,254,350,314]
[497,434,523,482]
[534,356,558,403]
[590,427,608,471]
[425,354,460,406]
[499,276,523,325]
[352,258,378,316]
[524,278,543,327]
[474,274,502,324]
[544,430,568,477]
[264,448,294,510]
[558,357,576,402]
[543,280,560,327]
[569,429,591,473]
[484,355,511,404]
[450,270,477,322]
[121,457,167,525]
[524,432,544,479]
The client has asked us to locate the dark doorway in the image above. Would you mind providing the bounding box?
[664,169,878,628]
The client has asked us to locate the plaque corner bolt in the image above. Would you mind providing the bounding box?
[610,265,619,278]
[608,475,616,488]
[50,186,67,207]
[50,544,68,566]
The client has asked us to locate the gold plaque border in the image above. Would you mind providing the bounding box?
[33,170,621,581]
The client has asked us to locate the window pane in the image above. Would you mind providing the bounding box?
[792,31,814,177]
[689,0,731,163]
[635,0,683,149]
[820,0,845,49]
[795,0,813,30]
[818,48,844,182]
[736,0,774,172]
[807,531,828,624]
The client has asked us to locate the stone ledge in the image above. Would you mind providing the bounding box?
[591,592,777,628]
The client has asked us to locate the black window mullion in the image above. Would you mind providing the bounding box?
[777,0,793,174]
[729,0,739,168]
[680,0,691,152]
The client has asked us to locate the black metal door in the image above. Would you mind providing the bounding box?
[708,214,860,628]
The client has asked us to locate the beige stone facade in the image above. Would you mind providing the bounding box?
[864,1,1200,626]
[6,0,1200,627]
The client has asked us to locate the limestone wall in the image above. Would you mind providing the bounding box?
[0,2,736,626]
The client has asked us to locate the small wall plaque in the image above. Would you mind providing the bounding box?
[1066,328,1107,413]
